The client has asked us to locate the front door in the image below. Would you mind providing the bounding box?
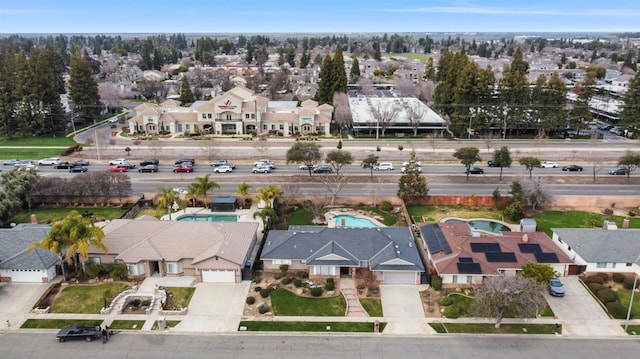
[150,261,160,276]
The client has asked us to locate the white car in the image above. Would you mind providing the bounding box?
[109,158,127,166]
[38,157,61,165]
[374,162,394,171]
[213,165,233,173]
[540,161,558,168]
[252,165,271,173]
[254,160,276,169]
[172,188,188,194]
[402,161,422,167]
[401,166,422,173]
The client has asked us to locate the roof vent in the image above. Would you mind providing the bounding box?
[522,234,529,243]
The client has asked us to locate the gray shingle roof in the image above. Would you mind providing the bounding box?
[552,228,640,264]
[0,224,58,270]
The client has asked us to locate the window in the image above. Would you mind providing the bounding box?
[88,257,101,264]
[202,114,206,119]
[596,263,616,269]
[207,113,212,119]
[185,124,190,130]
[272,259,291,265]
[279,124,284,130]
[226,114,231,120]
[627,263,633,267]
[166,261,183,274]
[251,114,255,119]
[127,263,145,275]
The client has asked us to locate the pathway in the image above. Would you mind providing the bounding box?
[341,278,368,317]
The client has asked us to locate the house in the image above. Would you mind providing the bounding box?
[551,227,640,276]
[0,224,58,283]
[421,222,573,285]
[89,219,259,283]
[260,226,424,284]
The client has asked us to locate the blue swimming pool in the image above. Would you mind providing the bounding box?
[176,214,238,222]
[444,219,511,233]
[333,215,379,228]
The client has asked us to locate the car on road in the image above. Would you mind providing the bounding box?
[402,161,422,167]
[56,324,101,342]
[72,159,90,167]
[210,159,235,168]
[465,167,484,174]
[213,165,233,173]
[540,161,558,168]
[138,164,159,173]
[2,159,20,166]
[609,167,630,175]
[69,166,88,173]
[401,166,422,173]
[254,159,276,169]
[487,160,510,168]
[38,157,61,166]
[312,165,333,173]
[173,164,194,173]
[139,159,159,166]
[252,165,271,173]
[14,161,39,171]
[374,162,394,171]
[299,163,317,170]
[175,158,195,166]
[562,164,583,172]
[108,158,127,166]
[119,162,136,169]
[173,188,188,194]
[53,161,74,169]
[548,278,565,297]
[107,165,128,173]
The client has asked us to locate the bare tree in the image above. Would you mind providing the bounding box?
[371,102,400,137]
[427,133,439,153]
[200,138,218,161]
[280,183,301,205]
[484,133,495,154]
[148,140,163,158]
[136,79,166,101]
[591,160,603,183]
[417,80,436,104]
[356,77,374,96]
[522,177,553,211]
[474,276,546,328]
[332,92,352,137]
[111,173,132,203]
[252,137,269,156]
[534,129,548,154]
[267,69,291,97]
[98,82,123,113]
[394,78,419,97]
[405,103,425,136]
[321,173,350,205]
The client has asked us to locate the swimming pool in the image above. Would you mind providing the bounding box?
[176,214,238,222]
[333,215,379,228]
[444,218,511,233]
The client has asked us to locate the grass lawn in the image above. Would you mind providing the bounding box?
[360,298,383,317]
[429,322,559,334]
[238,321,386,332]
[406,205,503,224]
[270,288,346,316]
[532,211,640,236]
[10,207,127,224]
[364,207,397,226]
[624,325,640,335]
[289,209,313,225]
[617,289,640,319]
[0,136,76,147]
[166,287,196,308]
[109,320,145,330]
[21,318,102,329]
[439,293,475,318]
[541,305,555,317]
[50,283,131,314]
[134,208,162,219]
[0,148,70,159]
[387,53,432,61]
[151,320,181,330]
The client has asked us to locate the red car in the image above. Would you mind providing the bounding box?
[173,164,193,173]
[107,165,128,173]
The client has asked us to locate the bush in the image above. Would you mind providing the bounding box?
[310,287,324,297]
[379,201,393,212]
[596,288,618,304]
[585,275,605,284]
[444,305,462,319]
[259,289,270,298]
[612,273,626,283]
[325,281,335,291]
[254,286,262,292]
[296,271,309,279]
[623,276,637,290]
[438,296,453,306]
[606,302,628,319]
[258,303,270,314]
[431,275,443,290]
[107,263,128,280]
[326,277,334,283]
[274,272,284,280]
[588,283,604,292]
[279,264,289,273]
[503,201,523,222]
[596,272,610,281]
[246,296,256,305]
[281,277,291,285]
[293,278,303,288]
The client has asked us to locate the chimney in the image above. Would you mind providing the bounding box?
[522,234,529,243]
[30,214,37,224]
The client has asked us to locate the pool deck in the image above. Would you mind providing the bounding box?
[440,217,520,232]
[324,208,387,228]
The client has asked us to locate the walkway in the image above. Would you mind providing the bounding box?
[341,278,368,317]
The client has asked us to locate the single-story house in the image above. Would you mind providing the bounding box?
[0,224,58,283]
[421,222,573,285]
[551,227,640,276]
[260,226,425,284]
[90,218,259,283]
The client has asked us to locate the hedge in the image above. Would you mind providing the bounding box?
[585,275,605,284]
[588,283,604,292]
[596,288,618,304]
[606,302,628,319]
[612,273,626,283]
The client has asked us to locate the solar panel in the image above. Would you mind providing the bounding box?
[422,224,452,255]
[535,252,560,263]
[459,257,473,263]
[485,251,517,262]
[518,243,542,253]
[471,242,501,253]
[457,262,482,274]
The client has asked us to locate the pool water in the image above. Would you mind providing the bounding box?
[333,215,379,228]
[177,214,238,222]
[444,219,511,233]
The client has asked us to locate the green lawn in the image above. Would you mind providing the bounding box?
[617,289,640,319]
[109,320,145,330]
[0,148,70,159]
[541,305,555,317]
[429,322,559,334]
[50,283,131,314]
[238,321,386,332]
[624,325,640,335]
[360,298,383,317]
[364,207,398,226]
[151,320,181,330]
[10,207,127,224]
[387,53,432,61]
[270,288,346,316]
[289,209,313,225]
[0,136,77,147]
[439,293,475,318]
[166,287,196,308]
[532,211,640,236]
[406,205,503,224]
[21,318,102,329]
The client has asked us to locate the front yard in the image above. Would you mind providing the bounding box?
[50,282,131,314]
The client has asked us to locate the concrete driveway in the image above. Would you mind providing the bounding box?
[172,282,250,333]
[0,283,50,329]
[380,285,433,335]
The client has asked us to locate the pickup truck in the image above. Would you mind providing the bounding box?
[56,324,102,342]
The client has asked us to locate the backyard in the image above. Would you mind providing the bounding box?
[10,206,128,224]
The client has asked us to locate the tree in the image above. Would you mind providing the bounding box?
[520,262,557,285]
[68,53,102,124]
[154,186,180,217]
[452,147,481,181]
[522,177,553,211]
[372,102,400,137]
[617,151,640,182]
[286,142,322,176]
[620,71,640,135]
[178,75,195,104]
[350,56,360,83]
[405,104,425,136]
[362,154,379,179]
[256,185,282,209]
[191,173,220,204]
[397,150,428,204]
[474,276,546,328]
[510,180,525,204]
[492,146,512,181]
[325,149,353,175]
[519,157,541,179]
[237,182,252,197]
[492,187,501,208]
[253,206,277,232]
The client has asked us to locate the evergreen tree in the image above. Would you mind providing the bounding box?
[140,39,153,70]
[350,56,360,83]
[397,150,428,204]
[153,47,164,70]
[314,54,333,104]
[0,44,18,136]
[178,76,195,104]
[620,71,640,134]
[373,42,381,61]
[300,50,310,68]
[68,53,102,124]
[498,49,530,139]
[331,46,348,95]
[33,45,66,135]
[286,46,296,67]
[424,57,436,80]
[245,41,254,63]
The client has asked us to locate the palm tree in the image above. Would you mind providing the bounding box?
[237,182,252,196]
[252,206,277,232]
[256,185,282,207]
[28,224,71,280]
[186,183,199,207]
[154,186,179,218]
[191,173,220,204]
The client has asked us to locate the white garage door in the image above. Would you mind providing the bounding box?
[9,269,44,283]
[201,269,235,283]
[383,271,415,285]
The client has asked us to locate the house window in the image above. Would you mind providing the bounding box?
[272,259,291,265]
[627,263,633,267]
[245,114,250,119]
[88,257,101,264]
[452,275,458,284]
[185,124,190,130]
[251,114,255,119]
[207,113,212,119]
[596,263,616,268]
[279,124,284,130]
[202,114,206,119]
[127,263,145,276]
[226,114,231,120]
[166,261,183,274]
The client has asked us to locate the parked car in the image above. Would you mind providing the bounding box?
[210,159,235,168]
[374,162,394,171]
[312,165,333,173]
[107,165,128,173]
[540,161,558,168]
[213,165,233,173]
[139,159,159,166]
[2,159,20,166]
[548,278,565,297]
[56,324,101,342]
[108,158,127,166]
[69,166,88,173]
[465,167,484,174]
[175,158,195,166]
[610,167,630,175]
[252,165,271,173]
[173,164,194,173]
[401,166,422,173]
[53,161,74,169]
[138,164,159,173]
[562,165,583,172]
[72,159,90,167]
[38,157,61,165]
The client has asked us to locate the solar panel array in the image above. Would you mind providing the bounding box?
[518,243,542,253]
[457,262,482,274]
[458,257,473,263]
[422,224,452,254]
[534,252,560,263]
[470,242,501,253]
[485,251,517,262]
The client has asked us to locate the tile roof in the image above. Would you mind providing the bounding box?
[552,228,640,264]
[0,224,58,270]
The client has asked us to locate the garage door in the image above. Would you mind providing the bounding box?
[9,269,44,283]
[201,269,236,283]
[383,271,415,285]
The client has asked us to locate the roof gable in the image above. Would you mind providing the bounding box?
[0,224,58,270]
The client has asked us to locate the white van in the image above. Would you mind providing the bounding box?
[374,162,394,171]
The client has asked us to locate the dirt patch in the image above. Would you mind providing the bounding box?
[419,288,444,318]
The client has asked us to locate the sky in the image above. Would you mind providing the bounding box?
[1,0,639,34]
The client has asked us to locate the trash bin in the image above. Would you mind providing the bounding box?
[157,317,166,331]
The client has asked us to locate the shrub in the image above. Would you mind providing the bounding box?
[356,283,365,290]
[259,289,270,298]
[438,296,453,306]
[107,263,128,280]
[444,305,462,319]
[623,276,637,290]
[310,287,324,297]
[279,264,289,273]
[596,288,618,304]
[585,275,604,284]
[326,277,334,283]
[431,275,443,290]
[296,271,309,279]
[274,272,284,280]
[293,278,303,288]
[325,281,335,291]
[603,208,614,216]
[606,302,628,319]
[246,296,256,305]
[588,283,604,292]
[612,273,626,283]
[281,277,291,285]
[254,286,262,292]
[379,201,393,212]
[130,299,142,308]
[258,303,270,314]
[596,272,610,281]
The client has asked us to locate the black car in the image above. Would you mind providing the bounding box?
[466,167,484,174]
[313,165,333,173]
[56,324,101,342]
[610,167,630,175]
[120,162,136,169]
[487,160,509,168]
[69,166,88,173]
[175,158,195,165]
[562,165,583,172]
[72,159,90,166]
[139,158,159,166]
[138,164,159,173]
[210,159,235,168]
[53,161,73,169]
